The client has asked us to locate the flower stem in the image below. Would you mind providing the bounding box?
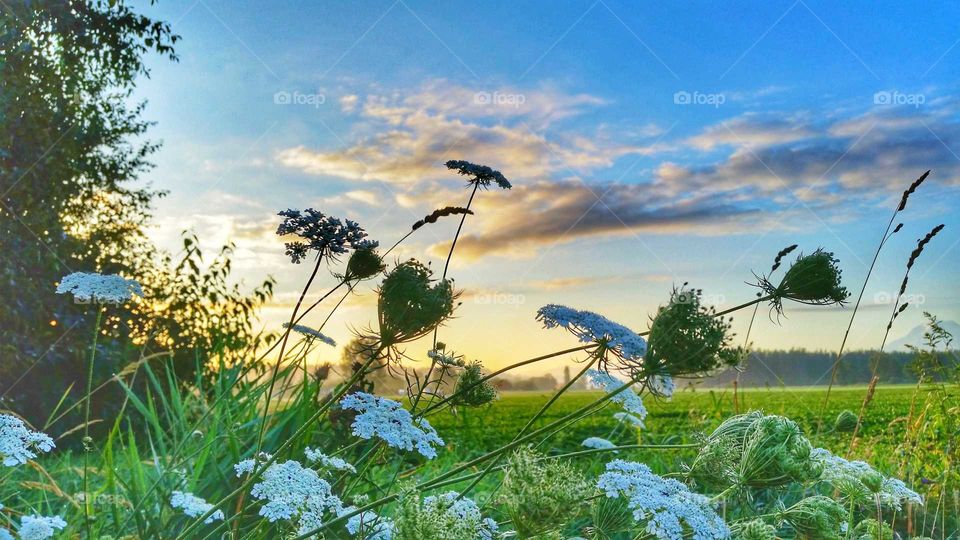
[83,308,103,538]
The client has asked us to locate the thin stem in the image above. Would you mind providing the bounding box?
[83,308,103,538]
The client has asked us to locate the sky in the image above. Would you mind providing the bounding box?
[132,0,960,375]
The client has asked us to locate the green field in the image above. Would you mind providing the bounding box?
[424,385,928,475]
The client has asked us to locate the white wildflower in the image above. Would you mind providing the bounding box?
[234,451,273,477]
[339,506,394,539]
[0,414,55,467]
[812,448,922,509]
[614,412,645,429]
[597,460,729,540]
[250,460,343,534]
[588,370,647,421]
[537,305,646,365]
[427,349,463,367]
[422,492,498,540]
[649,374,675,399]
[582,437,618,452]
[170,491,224,523]
[55,272,143,304]
[283,323,336,346]
[304,447,356,473]
[0,528,11,540]
[17,515,67,540]
[340,392,444,459]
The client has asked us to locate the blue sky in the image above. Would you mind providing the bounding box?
[133,0,960,372]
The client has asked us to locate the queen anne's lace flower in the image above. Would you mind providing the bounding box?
[0,414,55,467]
[283,323,336,346]
[55,272,143,304]
[0,528,11,540]
[17,515,67,540]
[304,447,356,473]
[614,412,645,429]
[445,160,512,189]
[537,305,646,370]
[597,460,729,540]
[649,374,675,398]
[340,392,444,459]
[170,491,224,523]
[339,507,394,539]
[276,209,375,263]
[250,460,343,533]
[234,452,273,477]
[588,369,648,421]
[582,437,618,451]
[812,448,922,509]
[427,349,464,367]
[422,492,499,540]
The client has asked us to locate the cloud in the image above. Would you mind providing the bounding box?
[276,81,657,184]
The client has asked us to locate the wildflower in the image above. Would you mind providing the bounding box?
[834,410,858,432]
[499,447,593,538]
[339,506,394,539]
[588,369,647,421]
[55,272,143,304]
[344,246,385,281]
[781,496,847,540]
[597,460,729,540]
[170,491,224,523]
[0,529,10,540]
[582,437,617,451]
[811,448,922,509]
[0,414,55,466]
[427,346,464,367]
[613,412,645,429]
[733,519,776,540]
[304,447,356,473]
[394,490,498,540]
[283,323,336,347]
[445,160,512,189]
[276,208,374,263]
[648,374,675,399]
[234,451,273,477]
[412,206,475,231]
[645,286,743,377]
[340,392,444,459]
[450,360,498,407]
[377,260,457,346]
[691,412,820,490]
[17,515,67,540]
[537,305,646,373]
[250,460,343,530]
[755,249,849,315]
[850,519,893,540]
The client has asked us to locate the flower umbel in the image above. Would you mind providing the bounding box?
[597,459,729,540]
[377,260,457,346]
[16,515,67,540]
[588,369,647,421]
[304,447,356,473]
[394,489,498,540]
[249,460,343,534]
[812,447,922,509]
[582,436,618,451]
[283,323,336,347]
[538,305,646,373]
[445,160,512,189]
[755,248,849,315]
[56,272,143,304]
[170,491,224,523]
[0,414,55,467]
[340,392,444,459]
[276,208,374,263]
